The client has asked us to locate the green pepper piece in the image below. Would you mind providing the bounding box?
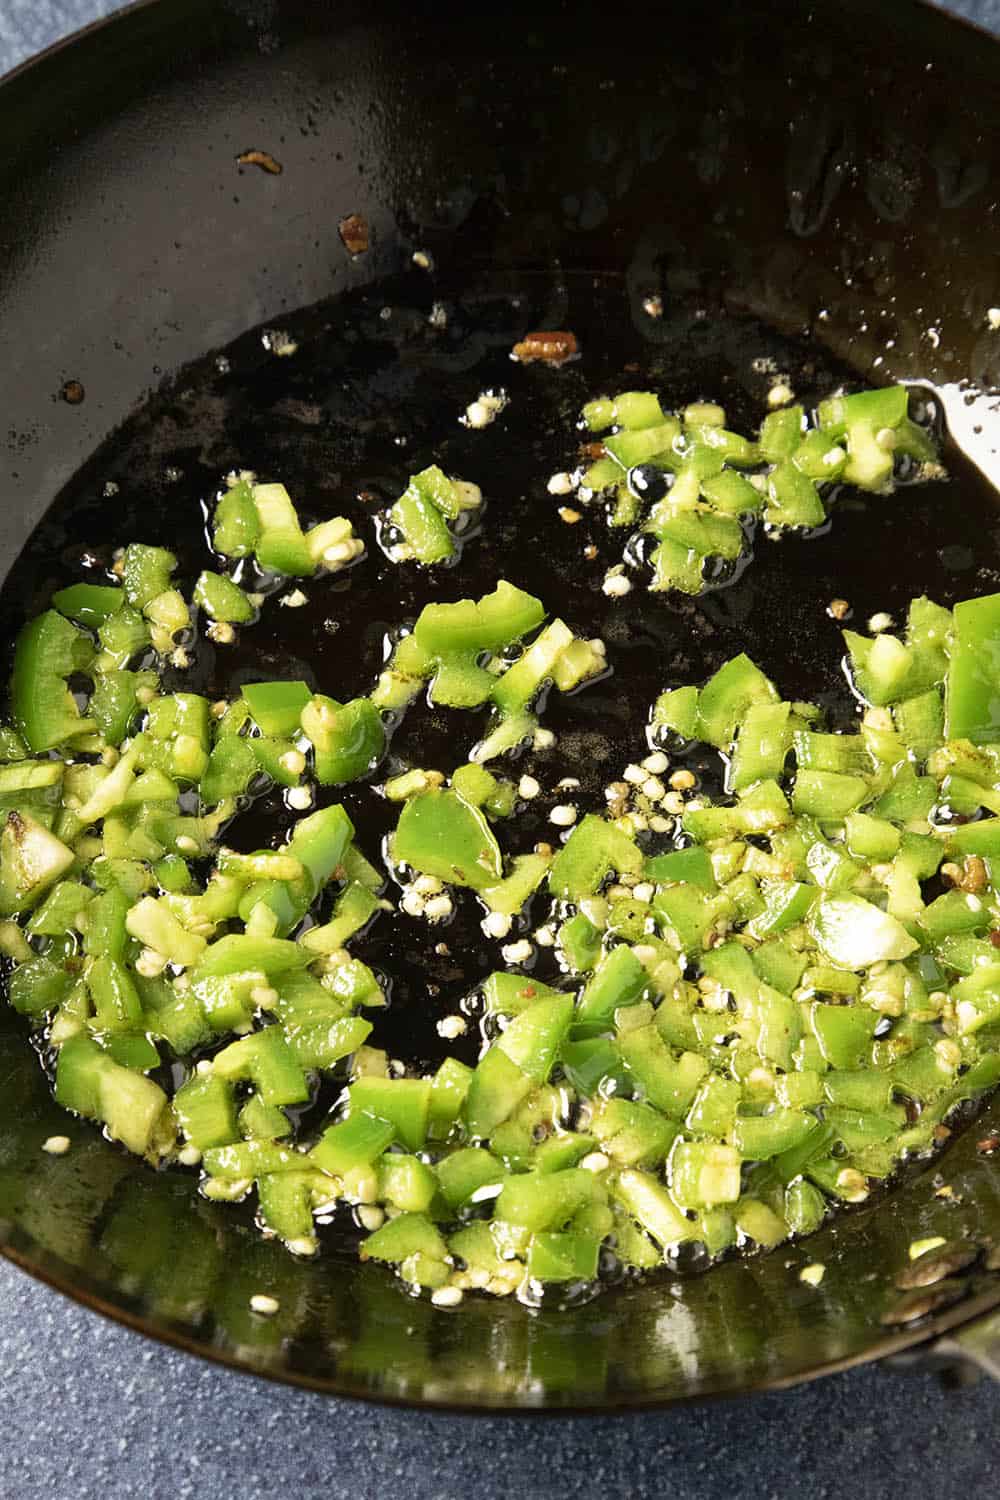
[428,1056,474,1140]
[652,685,700,739]
[647,505,744,563]
[697,654,778,748]
[175,1073,240,1151]
[243,681,312,736]
[806,1002,879,1070]
[894,689,944,760]
[603,421,682,469]
[845,812,901,862]
[26,879,92,938]
[0,811,75,916]
[733,1110,818,1161]
[526,1231,600,1283]
[56,1034,170,1157]
[83,884,130,962]
[394,787,501,889]
[287,803,355,891]
[122,544,177,610]
[301,881,381,955]
[558,910,603,973]
[491,620,575,716]
[619,1025,708,1116]
[495,1167,598,1233]
[845,629,916,707]
[8,955,72,1017]
[645,846,717,890]
[946,594,1000,743]
[284,1013,372,1071]
[685,424,758,466]
[301,695,385,785]
[669,1139,742,1206]
[808,894,918,968]
[311,1112,396,1175]
[464,1046,534,1138]
[12,612,96,751]
[194,571,255,623]
[213,478,261,558]
[921,890,990,942]
[252,484,314,575]
[347,1077,431,1152]
[256,1171,320,1246]
[560,1036,628,1097]
[614,1167,695,1248]
[785,429,843,484]
[388,478,456,564]
[212,1028,310,1107]
[200,737,259,804]
[548,814,642,901]
[583,391,665,432]
[95,606,150,672]
[0,761,63,796]
[784,1178,827,1235]
[89,670,155,746]
[427,653,496,708]
[480,851,549,917]
[575,946,651,1034]
[495,993,573,1083]
[359,1212,449,1280]
[842,422,895,490]
[762,458,825,529]
[744,881,815,942]
[592,1096,678,1166]
[193,935,308,981]
[649,539,704,595]
[700,468,764,517]
[414,581,545,656]
[734,1198,788,1248]
[817,386,909,432]
[758,406,804,462]
[435,1147,508,1210]
[379,1153,438,1214]
[52,582,124,627]
[730,702,792,791]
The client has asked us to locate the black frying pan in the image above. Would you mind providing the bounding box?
[2,0,1000,1410]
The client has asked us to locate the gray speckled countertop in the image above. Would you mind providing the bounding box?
[2,3,1000,1496]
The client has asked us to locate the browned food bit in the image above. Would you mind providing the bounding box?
[511,330,579,365]
[236,149,283,175]
[60,380,85,405]
[827,597,851,621]
[977,1134,1000,1153]
[880,1279,969,1326]
[338,214,370,256]
[989,929,1000,948]
[580,441,607,461]
[959,855,989,893]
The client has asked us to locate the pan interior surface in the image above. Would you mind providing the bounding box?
[1,0,1000,1408]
